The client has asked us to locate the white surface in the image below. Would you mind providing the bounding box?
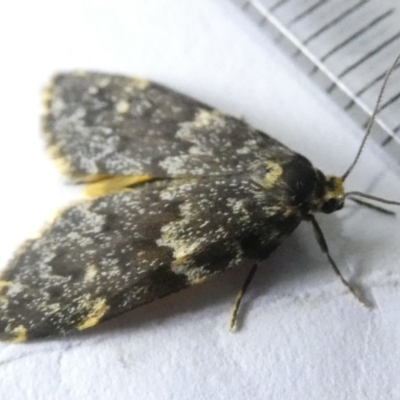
[0,1,400,399]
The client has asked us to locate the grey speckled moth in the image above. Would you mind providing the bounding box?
[1,63,399,342]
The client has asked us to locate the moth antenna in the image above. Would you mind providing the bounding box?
[342,54,400,181]
[348,197,395,215]
[345,191,400,207]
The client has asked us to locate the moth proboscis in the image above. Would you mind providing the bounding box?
[1,56,400,343]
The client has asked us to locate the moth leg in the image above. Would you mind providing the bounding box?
[305,214,368,307]
[230,264,258,331]
[84,175,154,197]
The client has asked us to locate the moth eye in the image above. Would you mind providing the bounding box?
[321,198,342,214]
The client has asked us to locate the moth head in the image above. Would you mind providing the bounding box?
[319,54,400,215]
[313,173,344,214]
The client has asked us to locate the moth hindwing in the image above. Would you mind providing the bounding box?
[0,72,350,342]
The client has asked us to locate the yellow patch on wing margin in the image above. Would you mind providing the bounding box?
[132,77,150,90]
[41,82,53,116]
[193,109,225,128]
[44,142,74,178]
[0,281,12,292]
[0,281,12,301]
[9,325,28,343]
[77,298,109,331]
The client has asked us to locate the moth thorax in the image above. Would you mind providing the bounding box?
[313,174,345,214]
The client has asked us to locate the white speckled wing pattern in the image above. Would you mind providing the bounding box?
[0,175,303,341]
[0,72,326,341]
[42,72,294,181]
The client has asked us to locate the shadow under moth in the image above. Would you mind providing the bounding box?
[1,57,399,342]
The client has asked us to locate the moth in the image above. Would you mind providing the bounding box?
[0,58,399,342]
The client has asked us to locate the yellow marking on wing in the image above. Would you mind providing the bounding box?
[115,100,130,114]
[72,70,88,77]
[84,175,154,197]
[132,77,150,90]
[44,142,74,178]
[0,281,10,302]
[41,83,53,116]
[72,174,115,183]
[0,281,12,292]
[188,275,209,285]
[9,325,28,343]
[84,264,99,282]
[193,109,224,128]
[77,298,109,331]
[263,161,283,188]
[98,77,111,88]
[170,253,210,285]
